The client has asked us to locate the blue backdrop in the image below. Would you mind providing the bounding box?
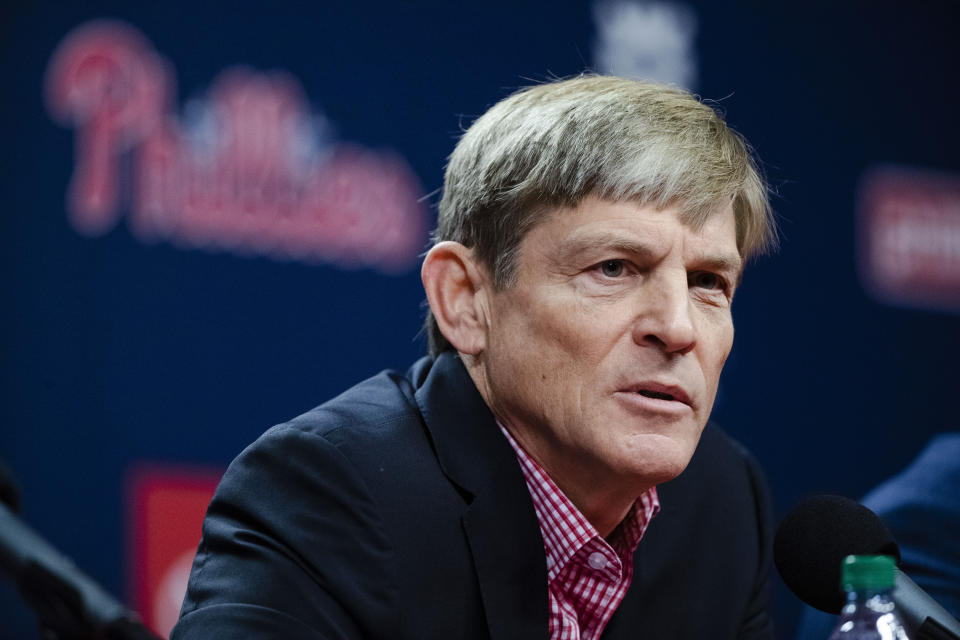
[2,1,958,638]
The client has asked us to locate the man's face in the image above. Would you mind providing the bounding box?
[477,195,740,501]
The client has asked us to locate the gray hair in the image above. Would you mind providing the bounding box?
[427,74,776,355]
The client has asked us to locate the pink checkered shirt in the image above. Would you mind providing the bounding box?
[499,425,660,640]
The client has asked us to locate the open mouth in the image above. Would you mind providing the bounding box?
[638,389,676,401]
[627,383,692,407]
[619,384,692,413]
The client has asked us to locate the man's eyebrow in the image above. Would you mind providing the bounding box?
[555,232,744,276]
[696,253,744,277]
[554,233,660,261]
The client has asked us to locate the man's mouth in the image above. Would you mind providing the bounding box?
[627,383,693,407]
[638,389,676,401]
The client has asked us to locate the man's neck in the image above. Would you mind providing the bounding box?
[464,354,653,537]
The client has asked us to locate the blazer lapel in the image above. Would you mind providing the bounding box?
[413,353,549,640]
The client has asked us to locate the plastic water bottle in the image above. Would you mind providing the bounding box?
[828,555,910,639]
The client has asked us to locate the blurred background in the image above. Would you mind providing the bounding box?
[1,1,958,637]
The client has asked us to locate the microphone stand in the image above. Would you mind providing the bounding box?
[894,571,960,640]
[1,504,161,639]
[919,618,960,640]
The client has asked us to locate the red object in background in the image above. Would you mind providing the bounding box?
[45,20,428,274]
[859,166,960,312]
[128,465,222,639]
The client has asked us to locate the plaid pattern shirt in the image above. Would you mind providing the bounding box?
[499,425,660,640]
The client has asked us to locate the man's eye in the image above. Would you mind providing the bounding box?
[599,260,625,277]
[690,271,726,292]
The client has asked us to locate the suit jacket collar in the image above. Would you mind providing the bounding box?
[411,352,549,640]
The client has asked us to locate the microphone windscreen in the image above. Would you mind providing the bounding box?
[774,495,901,614]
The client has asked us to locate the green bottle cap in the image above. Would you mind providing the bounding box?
[840,554,897,591]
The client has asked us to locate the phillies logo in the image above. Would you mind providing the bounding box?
[45,20,427,272]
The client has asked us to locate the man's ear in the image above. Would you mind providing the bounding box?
[421,242,490,356]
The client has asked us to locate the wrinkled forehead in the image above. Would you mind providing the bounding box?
[526,192,740,250]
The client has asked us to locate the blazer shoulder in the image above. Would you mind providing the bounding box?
[178,383,405,639]
[245,365,448,510]
[281,368,419,439]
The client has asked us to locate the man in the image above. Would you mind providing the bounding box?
[173,75,778,639]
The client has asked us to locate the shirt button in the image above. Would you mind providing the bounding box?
[587,552,608,570]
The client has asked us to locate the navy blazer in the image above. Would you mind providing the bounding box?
[173,352,775,639]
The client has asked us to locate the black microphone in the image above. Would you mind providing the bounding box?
[775,495,960,640]
[0,464,160,639]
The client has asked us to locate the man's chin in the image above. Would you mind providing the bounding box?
[618,432,698,485]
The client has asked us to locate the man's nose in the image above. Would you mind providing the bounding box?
[631,276,696,355]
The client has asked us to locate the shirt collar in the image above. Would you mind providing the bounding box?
[497,423,660,581]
